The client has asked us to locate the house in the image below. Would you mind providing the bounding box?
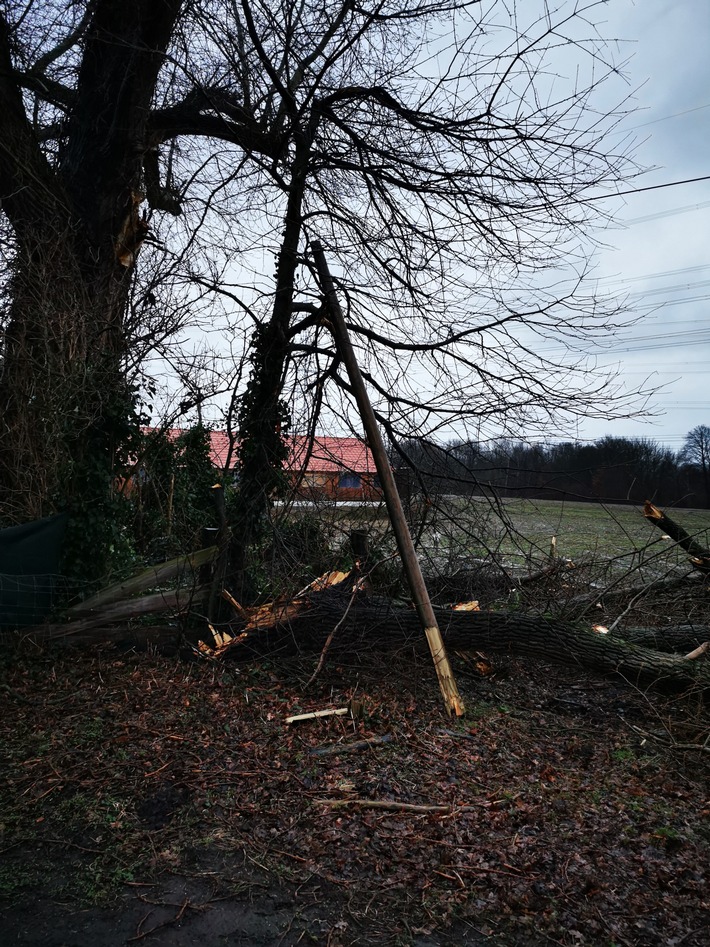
[208,432,382,502]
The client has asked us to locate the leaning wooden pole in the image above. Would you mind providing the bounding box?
[310,239,464,716]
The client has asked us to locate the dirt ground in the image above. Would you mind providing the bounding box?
[1,637,708,946]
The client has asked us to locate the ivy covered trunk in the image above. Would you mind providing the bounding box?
[0,213,141,577]
[230,130,314,602]
[0,2,181,583]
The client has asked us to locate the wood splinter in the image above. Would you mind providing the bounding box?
[684,642,709,661]
[285,708,349,725]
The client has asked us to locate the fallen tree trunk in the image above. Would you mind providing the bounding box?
[643,501,710,572]
[620,625,710,652]
[216,590,710,692]
[24,586,210,640]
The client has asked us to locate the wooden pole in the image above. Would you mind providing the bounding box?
[310,239,464,716]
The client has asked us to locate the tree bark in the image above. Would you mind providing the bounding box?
[230,124,316,601]
[0,2,182,580]
[219,590,710,692]
[643,501,710,571]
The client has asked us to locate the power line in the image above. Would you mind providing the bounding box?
[633,293,710,312]
[598,264,710,286]
[627,280,710,299]
[621,199,710,226]
[626,102,710,131]
[588,174,710,202]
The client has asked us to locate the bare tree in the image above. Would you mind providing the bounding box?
[208,0,648,587]
[679,424,710,507]
[0,0,647,582]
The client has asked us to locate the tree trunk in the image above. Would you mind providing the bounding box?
[230,128,315,601]
[0,2,181,581]
[643,501,710,571]
[221,590,710,692]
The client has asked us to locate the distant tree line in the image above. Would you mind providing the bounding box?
[393,425,710,509]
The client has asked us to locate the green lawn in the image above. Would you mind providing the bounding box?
[277,496,710,602]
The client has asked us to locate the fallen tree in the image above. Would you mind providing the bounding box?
[18,578,710,691]
[14,504,710,694]
[192,584,708,692]
[19,578,710,693]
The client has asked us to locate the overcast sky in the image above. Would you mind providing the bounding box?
[576,0,710,449]
[185,1,709,450]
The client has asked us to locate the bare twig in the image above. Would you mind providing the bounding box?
[308,734,394,756]
[304,583,359,688]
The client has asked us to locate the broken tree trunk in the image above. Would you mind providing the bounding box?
[620,625,710,652]
[643,501,710,572]
[216,589,710,692]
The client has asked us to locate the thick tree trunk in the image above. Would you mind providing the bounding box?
[0,2,181,580]
[221,590,710,691]
[620,625,709,652]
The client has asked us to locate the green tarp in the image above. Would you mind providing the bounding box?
[0,513,68,628]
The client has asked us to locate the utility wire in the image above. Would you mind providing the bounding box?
[625,102,710,131]
[598,264,710,285]
[588,174,710,201]
[620,199,710,225]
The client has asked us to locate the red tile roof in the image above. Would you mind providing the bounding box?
[208,432,377,474]
[287,436,377,474]
[146,429,377,474]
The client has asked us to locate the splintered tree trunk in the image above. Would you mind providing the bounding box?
[643,501,710,571]
[220,591,710,692]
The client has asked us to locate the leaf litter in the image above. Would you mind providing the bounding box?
[0,641,708,946]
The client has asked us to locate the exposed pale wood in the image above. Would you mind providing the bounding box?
[285,707,349,724]
[244,598,307,630]
[220,588,248,619]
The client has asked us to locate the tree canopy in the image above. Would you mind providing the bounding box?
[0,0,648,579]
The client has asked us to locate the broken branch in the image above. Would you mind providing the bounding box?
[643,501,710,571]
[314,798,491,813]
[308,734,394,756]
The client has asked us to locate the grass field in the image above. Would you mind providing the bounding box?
[291,495,710,593]
[479,497,710,563]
